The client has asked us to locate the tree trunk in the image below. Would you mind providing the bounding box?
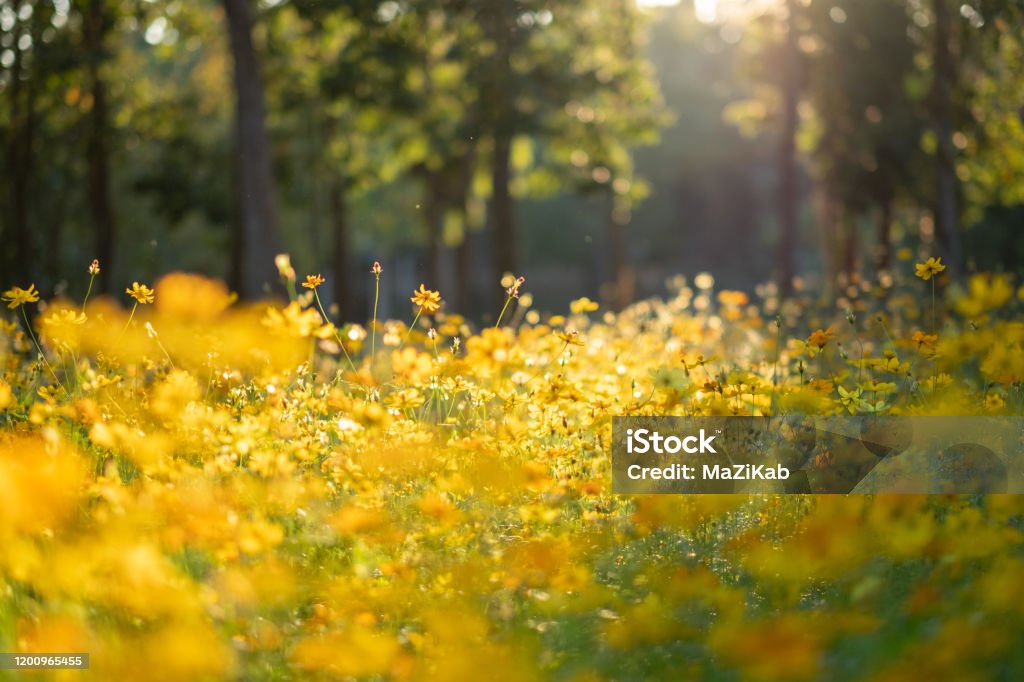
[5,21,29,285]
[222,0,282,298]
[776,0,800,298]
[17,72,37,285]
[84,0,115,292]
[491,131,516,308]
[931,0,962,276]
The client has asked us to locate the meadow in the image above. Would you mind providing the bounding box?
[2,256,1023,681]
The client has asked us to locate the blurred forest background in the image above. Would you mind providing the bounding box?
[1,0,1023,320]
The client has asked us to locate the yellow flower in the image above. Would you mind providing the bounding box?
[126,282,155,304]
[717,290,749,307]
[555,328,584,346]
[807,327,835,348]
[837,386,862,414]
[302,274,325,290]
[43,308,87,328]
[796,327,836,357]
[88,259,101,275]
[570,297,599,314]
[915,257,946,281]
[387,388,424,411]
[0,379,12,411]
[263,301,323,338]
[2,284,40,309]
[955,274,1013,317]
[410,284,442,313]
[911,331,937,352]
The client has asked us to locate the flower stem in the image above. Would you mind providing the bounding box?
[82,274,96,313]
[371,273,380,375]
[118,302,138,341]
[400,309,423,349]
[21,307,62,388]
[770,321,781,417]
[931,279,936,334]
[155,338,175,369]
[314,290,357,374]
[495,295,513,329]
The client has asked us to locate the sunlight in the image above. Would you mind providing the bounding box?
[695,0,718,23]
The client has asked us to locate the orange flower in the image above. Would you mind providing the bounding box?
[125,282,155,304]
[410,284,442,313]
[302,274,325,290]
[807,327,835,349]
[911,330,937,351]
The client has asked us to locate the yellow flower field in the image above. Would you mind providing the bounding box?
[1,263,1023,681]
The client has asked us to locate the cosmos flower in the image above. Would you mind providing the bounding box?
[915,257,946,281]
[410,284,442,313]
[126,282,155,304]
[302,274,325,290]
[2,284,40,309]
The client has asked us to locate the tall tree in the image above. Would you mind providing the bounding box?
[461,0,665,306]
[476,0,519,293]
[547,0,667,309]
[776,0,800,296]
[222,0,282,297]
[281,0,423,317]
[83,0,117,291]
[930,0,963,275]
[801,0,927,276]
[2,0,44,284]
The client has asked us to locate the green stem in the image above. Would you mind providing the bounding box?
[856,337,866,384]
[82,274,96,312]
[21,306,62,388]
[931,279,936,334]
[445,391,460,421]
[371,274,380,375]
[400,308,423,349]
[70,348,82,394]
[313,290,357,374]
[770,321,781,417]
[119,302,139,340]
[155,338,175,369]
[495,295,513,329]
[878,317,896,352]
